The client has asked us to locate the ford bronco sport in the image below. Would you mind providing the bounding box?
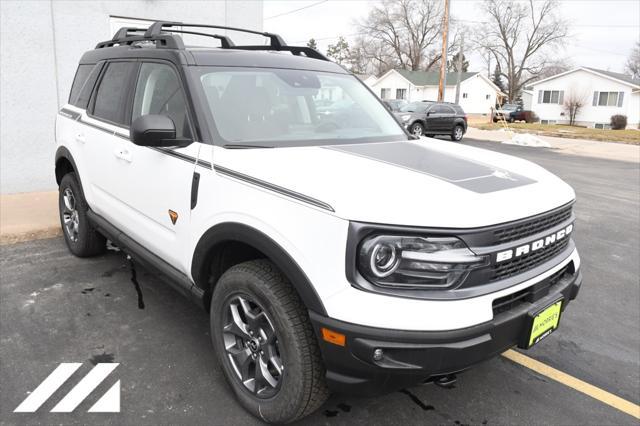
[55,22,582,424]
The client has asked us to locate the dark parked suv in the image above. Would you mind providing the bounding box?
[394,101,467,141]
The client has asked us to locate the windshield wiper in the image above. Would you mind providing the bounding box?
[223,144,273,149]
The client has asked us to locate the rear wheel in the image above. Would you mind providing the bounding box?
[451,124,464,141]
[210,259,328,423]
[409,122,424,137]
[58,173,106,257]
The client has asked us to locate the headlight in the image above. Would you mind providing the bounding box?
[358,235,488,289]
[401,114,411,122]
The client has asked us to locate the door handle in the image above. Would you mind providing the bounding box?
[75,133,86,144]
[113,148,132,163]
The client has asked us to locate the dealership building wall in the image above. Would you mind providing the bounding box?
[0,1,263,194]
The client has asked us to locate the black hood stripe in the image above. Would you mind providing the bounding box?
[326,142,536,194]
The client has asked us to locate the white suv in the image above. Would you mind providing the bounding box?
[55,22,582,424]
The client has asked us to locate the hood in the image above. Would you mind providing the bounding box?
[212,140,575,228]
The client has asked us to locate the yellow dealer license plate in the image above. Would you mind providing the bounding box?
[527,299,563,348]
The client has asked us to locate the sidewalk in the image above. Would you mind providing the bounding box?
[466,127,640,163]
[0,191,60,245]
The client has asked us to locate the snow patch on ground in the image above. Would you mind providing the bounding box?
[503,133,551,148]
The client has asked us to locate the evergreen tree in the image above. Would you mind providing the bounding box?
[307,38,318,51]
[326,37,351,66]
[492,64,506,93]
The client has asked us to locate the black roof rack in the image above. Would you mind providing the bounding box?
[95,21,329,61]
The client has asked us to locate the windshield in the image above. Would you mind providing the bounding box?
[501,104,518,111]
[193,67,406,147]
[399,102,430,113]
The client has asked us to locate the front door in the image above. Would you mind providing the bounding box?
[112,61,202,270]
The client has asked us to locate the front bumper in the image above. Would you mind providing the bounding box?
[310,267,582,396]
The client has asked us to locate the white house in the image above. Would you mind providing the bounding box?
[369,69,506,116]
[530,67,640,129]
[0,1,263,194]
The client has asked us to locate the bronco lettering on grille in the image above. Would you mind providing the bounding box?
[496,224,573,263]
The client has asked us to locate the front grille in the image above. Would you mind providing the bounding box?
[491,237,571,281]
[493,204,573,244]
[492,265,569,315]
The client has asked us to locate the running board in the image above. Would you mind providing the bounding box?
[87,210,205,308]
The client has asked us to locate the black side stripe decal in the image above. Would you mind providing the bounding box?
[58,108,82,120]
[65,113,212,170]
[214,165,335,212]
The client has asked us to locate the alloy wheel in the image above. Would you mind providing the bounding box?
[222,295,284,398]
[454,126,463,140]
[62,188,80,242]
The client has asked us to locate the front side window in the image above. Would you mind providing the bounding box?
[194,67,406,147]
[132,63,191,139]
[92,62,136,125]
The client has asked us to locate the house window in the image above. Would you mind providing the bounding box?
[396,88,407,99]
[538,90,564,104]
[593,91,624,107]
[541,119,557,125]
[462,93,468,99]
[380,88,391,99]
[594,123,612,129]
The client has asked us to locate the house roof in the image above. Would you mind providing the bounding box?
[531,67,640,88]
[584,67,640,87]
[395,69,477,86]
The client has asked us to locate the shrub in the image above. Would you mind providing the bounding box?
[523,111,539,123]
[610,115,627,130]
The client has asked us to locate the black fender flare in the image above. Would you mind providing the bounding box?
[55,146,81,186]
[191,222,327,315]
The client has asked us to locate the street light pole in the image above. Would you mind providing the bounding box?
[437,0,450,102]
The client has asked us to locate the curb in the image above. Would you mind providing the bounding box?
[0,227,62,246]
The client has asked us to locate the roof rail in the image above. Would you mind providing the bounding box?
[144,21,286,49]
[95,21,329,61]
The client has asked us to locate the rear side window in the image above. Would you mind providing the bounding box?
[69,64,101,108]
[92,62,136,126]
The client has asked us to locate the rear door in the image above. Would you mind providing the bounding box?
[80,60,138,223]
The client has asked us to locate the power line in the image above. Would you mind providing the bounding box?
[264,0,328,20]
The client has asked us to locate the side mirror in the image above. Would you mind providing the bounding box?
[131,115,192,148]
[426,111,431,116]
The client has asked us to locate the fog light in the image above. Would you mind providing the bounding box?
[373,348,384,361]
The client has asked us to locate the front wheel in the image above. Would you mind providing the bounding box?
[451,125,465,141]
[409,122,425,137]
[210,260,328,423]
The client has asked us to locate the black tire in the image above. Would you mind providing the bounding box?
[210,259,329,423]
[509,116,515,123]
[58,172,106,257]
[409,122,425,137]
[451,124,465,141]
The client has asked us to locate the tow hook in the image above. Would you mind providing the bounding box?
[422,374,457,388]
[434,374,457,388]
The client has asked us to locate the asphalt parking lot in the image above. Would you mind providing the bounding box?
[1,138,639,425]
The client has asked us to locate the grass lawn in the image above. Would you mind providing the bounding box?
[473,122,640,145]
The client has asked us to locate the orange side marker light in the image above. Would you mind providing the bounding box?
[321,328,346,346]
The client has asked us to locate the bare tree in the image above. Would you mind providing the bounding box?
[475,0,568,102]
[563,87,588,126]
[625,41,640,80]
[537,58,573,79]
[353,0,455,72]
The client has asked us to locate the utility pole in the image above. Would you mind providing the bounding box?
[437,0,450,102]
[454,33,464,104]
